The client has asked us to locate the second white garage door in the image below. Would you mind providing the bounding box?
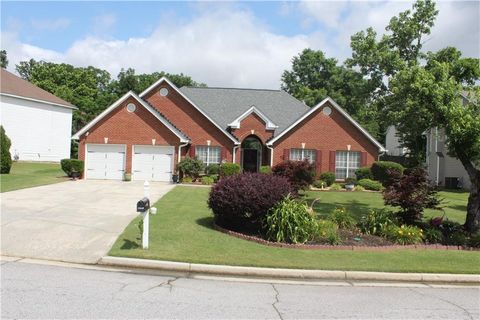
[132,145,174,182]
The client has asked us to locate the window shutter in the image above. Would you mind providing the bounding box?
[221,147,227,162]
[360,152,367,167]
[189,145,196,158]
[283,149,290,161]
[329,151,336,172]
[316,150,322,176]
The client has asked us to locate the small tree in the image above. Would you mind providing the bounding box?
[383,167,440,225]
[272,160,315,191]
[176,156,204,181]
[0,126,12,174]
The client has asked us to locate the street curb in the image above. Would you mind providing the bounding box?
[99,256,480,284]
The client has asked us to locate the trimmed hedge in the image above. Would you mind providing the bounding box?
[357,179,383,191]
[208,172,294,231]
[0,126,12,174]
[177,156,204,180]
[60,159,84,177]
[319,172,336,186]
[205,164,220,175]
[371,161,404,186]
[219,163,241,177]
[355,167,373,180]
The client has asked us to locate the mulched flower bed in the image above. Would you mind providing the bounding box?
[213,223,478,251]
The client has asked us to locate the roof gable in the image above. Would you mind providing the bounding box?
[228,106,278,130]
[72,91,189,142]
[0,69,76,109]
[267,97,386,152]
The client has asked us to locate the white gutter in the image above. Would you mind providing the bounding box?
[232,145,240,164]
[266,145,274,167]
[178,142,189,164]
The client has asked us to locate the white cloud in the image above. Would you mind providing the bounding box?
[31,18,70,31]
[299,0,348,29]
[2,2,478,89]
[92,13,117,35]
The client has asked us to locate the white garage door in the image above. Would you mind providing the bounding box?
[133,145,174,182]
[86,144,126,180]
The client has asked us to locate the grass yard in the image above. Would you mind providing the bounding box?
[0,162,68,192]
[110,186,479,274]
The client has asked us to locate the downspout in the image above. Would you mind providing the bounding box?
[266,144,274,167]
[435,127,439,186]
[178,141,189,164]
[232,144,240,164]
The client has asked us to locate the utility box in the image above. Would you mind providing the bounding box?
[137,197,150,213]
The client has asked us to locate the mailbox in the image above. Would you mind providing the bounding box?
[137,197,150,213]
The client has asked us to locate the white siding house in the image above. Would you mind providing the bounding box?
[385,125,408,156]
[0,69,76,162]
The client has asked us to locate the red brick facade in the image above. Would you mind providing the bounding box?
[77,79,381,179]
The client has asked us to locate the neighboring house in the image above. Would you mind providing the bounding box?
[385,125,408,156]
[72,77,385,182]
[0,69,76,162]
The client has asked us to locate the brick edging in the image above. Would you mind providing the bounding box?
[212,223,479,252]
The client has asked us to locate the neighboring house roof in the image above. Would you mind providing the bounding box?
[178,87,309,137]
[72,91,189,142]
[0,68,76,109]
[267,97,387,152]
[140,77,240,144]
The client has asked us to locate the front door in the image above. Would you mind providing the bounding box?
[243,149,258,172]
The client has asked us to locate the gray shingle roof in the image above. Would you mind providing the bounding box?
[179,87,309,137]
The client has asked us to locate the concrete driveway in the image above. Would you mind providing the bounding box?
[1,180,175,263]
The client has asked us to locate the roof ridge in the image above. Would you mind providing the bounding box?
[181,86,281,92]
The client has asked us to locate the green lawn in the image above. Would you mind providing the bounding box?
[110,186,479,274]
[0,162,68,192]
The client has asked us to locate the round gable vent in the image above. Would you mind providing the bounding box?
[160,87,169,97]
[126,103,136,113]
[323,106,332,116]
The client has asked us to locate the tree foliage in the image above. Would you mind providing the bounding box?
[1,50,8,68]
[0,126,12,174]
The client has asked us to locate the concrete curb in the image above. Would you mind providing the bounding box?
[99,256,480,284]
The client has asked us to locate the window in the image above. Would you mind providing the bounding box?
[335,151,360,180]
[196,146,221,165]
[290,149,316,163]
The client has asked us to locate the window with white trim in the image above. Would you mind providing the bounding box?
[290,149,316,163]
[196,146,221,165]
[335,151,360,179]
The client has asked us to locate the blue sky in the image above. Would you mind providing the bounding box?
[2,1,479,89]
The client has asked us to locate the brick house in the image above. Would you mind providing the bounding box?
[72,77,385,181]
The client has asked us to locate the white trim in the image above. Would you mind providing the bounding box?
[139,77,240,144]
[228,106,278,130]
[0,92,77,110]
[267,97,386,152]
[85,143,126,180]
[132,145,175,182]
[71,91,189,142]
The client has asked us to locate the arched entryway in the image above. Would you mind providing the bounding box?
[241,135,262,172]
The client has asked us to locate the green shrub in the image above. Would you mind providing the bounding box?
[320,172,336,186]
[359,209,397,236]
[423,228,443,244]
[345,177,357,185]
[313,180,327,188]
[371,161,404,186]
[205,164,220,175]
[354,185,365,192]
[0,126,12,174]
[328,207,356,229]
[384,225,424,245]
[177,157,204,180]
[219,163,241,177]
[60,159,84,177]
[272,160,315,191]
[355,167,373,180]
[201,176,215,185]
[468,233,480,248]
[263,195,317,244]
[330,183,342,191]
[357,179,383,191]
[315,220,341,245]
[259,166,272,174]
[446,231,468,246]
[182,176,193,183]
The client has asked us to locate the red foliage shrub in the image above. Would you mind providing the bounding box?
[208,173,294,232]
[272,160,315,191]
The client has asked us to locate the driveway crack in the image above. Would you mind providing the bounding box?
[271,284,283,320]
[142,277,179,293]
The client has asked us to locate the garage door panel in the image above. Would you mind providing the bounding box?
[86,144,125,180]
[133,146,174,182]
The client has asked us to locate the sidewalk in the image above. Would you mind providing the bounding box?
[100,256,480,284]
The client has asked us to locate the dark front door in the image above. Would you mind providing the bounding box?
[243,149,258,172]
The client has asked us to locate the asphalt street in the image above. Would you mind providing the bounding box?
[1,259,479,319]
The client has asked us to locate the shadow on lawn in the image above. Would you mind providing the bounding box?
[196,216,215,230]
[120,239,140,250]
